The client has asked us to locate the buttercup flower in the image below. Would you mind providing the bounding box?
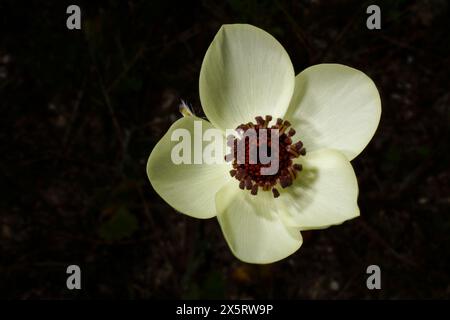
[147,24,381,264]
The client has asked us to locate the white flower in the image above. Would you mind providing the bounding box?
[147,24,381,264]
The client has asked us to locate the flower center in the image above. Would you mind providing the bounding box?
[227,115,306,198]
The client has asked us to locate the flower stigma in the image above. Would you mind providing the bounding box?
[226,115,306,198]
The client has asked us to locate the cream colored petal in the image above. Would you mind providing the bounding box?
[200,24,295,131]
[147,116,230,219]
[216,181,302,264]
[278,149,360,230]
[286,64,381,160]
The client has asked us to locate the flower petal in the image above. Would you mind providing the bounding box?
[200,24,295,131]
[286,64,381,160]
[278,149,360,230]
[216,181,302,264]
[147,116,230,219]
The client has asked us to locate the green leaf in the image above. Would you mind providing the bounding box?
[99,206,138,241]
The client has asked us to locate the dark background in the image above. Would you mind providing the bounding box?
[0,0,449,299]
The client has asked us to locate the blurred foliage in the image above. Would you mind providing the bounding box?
[99,206,138,241]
